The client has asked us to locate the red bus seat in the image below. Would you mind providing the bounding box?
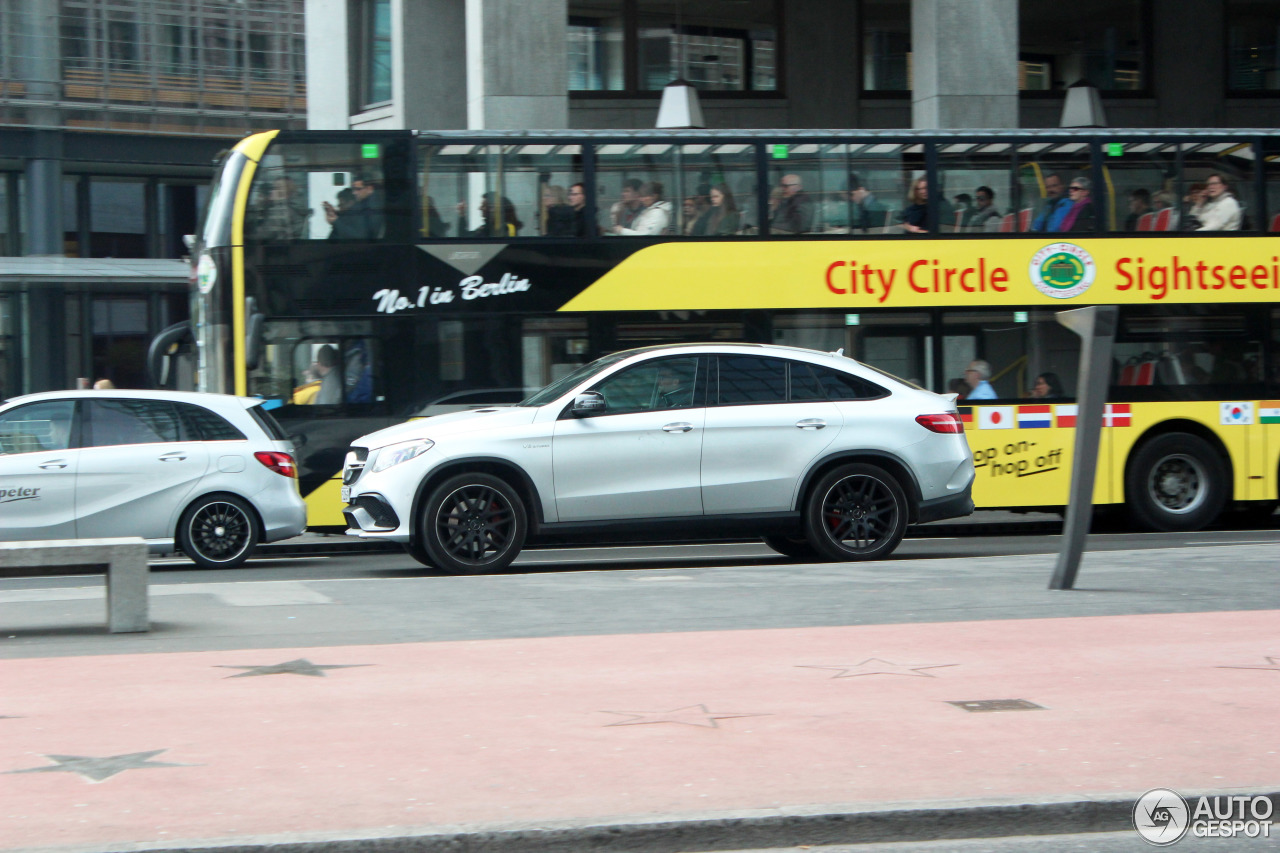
[1137,212,1155,231]
[1270,213,1280,233]
[1018,208,1033,231]
[1154,208,1173,231]
[999,213,1015,233]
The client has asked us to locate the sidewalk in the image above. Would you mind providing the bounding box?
[2,545,1278,852]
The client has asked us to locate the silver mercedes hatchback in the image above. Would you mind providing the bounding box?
[0,390,306,568]
[343,344,975,574]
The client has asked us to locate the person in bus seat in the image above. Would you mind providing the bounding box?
[254,176,310,241]
[1195,174,1242,231]
[611,182,671,236]
[542,185,577,237]
[947,377,972,399]
[458,193,523,237]
[1061,177,1096,232]
[1124,188,1152,231]
[963,360,997,400]
[1030,372,1065,399]
[952,193,975,227]
[848,173,888,233]
[681,197,701,235]
[566,183,588,237]
[423,196,450,237]
[325,173,382,240]
[900,177,930,234]
[968,186,1001,230]
[609,179,645,231]
[312,345,344,405]
[769,174,814,234]
[693,184,740,236]
[1030,173,1070,232]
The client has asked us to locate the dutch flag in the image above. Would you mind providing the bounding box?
[1016,405,1052,429]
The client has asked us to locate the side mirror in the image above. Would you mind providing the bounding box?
[572,391,606,416]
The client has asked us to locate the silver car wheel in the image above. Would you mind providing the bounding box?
[180,496,258,569]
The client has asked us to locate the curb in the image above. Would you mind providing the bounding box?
[26,791,1279,853]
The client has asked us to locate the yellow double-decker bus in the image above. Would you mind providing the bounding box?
[180,128,1280,532]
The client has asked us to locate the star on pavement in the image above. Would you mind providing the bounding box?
[5,749,196,783]
[600,704,766,728]
[216,658,372,678]
[798,658,958,678]
[1217,656,1280,672]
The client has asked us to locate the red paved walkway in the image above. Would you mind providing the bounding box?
[2,609,1278,851]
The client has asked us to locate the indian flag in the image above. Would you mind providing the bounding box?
[1260,401,1280,424]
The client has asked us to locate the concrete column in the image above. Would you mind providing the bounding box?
[400,0,467,129]
[24,132,63,257]
[465,0,568,129]
[304,0,352,128]
[911,0,1018,128]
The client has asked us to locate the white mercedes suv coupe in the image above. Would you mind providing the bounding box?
[342,343,974,574]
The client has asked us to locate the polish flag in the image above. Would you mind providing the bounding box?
[1103,404,1131,427]
[1055,405,1078,428]
[978,406,1015,430]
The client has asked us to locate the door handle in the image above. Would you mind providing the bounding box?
[795,418,827,430]
[662,422,694,433]
[38,460,67,470]
[159,452,188,462]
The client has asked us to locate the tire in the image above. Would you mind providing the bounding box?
[1125,432,1228,532]
[419,473,527,575]
[761,534,823,561]
[178,494,259,569]
[402,539,435,569]
[803,464,908,561]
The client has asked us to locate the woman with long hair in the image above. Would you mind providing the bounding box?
[901,177,929,234]
[692,183,741,236]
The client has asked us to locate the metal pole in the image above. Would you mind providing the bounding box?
[1049,304,1118,590]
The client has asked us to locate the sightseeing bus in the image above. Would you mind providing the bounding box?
[181,127,1280,533]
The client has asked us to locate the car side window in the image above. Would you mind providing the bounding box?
[592,357,701,414]
[789,362,827,401]
[175,402,246,441]
[812,366,889,401]
[84,399,181,447]
[717,356,787,405]
[0,401,76,454]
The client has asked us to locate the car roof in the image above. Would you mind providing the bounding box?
[611,342,858,368]
[0,389,262,410]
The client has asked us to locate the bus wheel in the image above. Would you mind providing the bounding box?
[1126,433,1227,531]
[803,464,908,561]
[761,534,823,561]
[420,473,526,575]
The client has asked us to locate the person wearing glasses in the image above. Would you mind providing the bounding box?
[1194,174,1242,231]
[1030,173,1071,232]
[769,174,814,235]
[1059,177,1096,232]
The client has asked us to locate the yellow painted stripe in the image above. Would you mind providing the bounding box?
[228,131,279,396]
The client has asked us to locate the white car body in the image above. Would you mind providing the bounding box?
[0,389,307,568]
[343,344,974,573]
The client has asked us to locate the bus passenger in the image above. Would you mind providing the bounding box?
[458,193,523,237]
[849,173,888,232]
[1061,177,1096,232]
[610,182,671,236]
[969,186,1001,230]
[1124,188,1151,231]
[1030,173,1070,232]
[542,185,577,237]
[254,176,309,241]
[1030,372,1065,399]
[312,345,344,405]
[769,174,814,235]
[964,360,997,400]
[610,179,645,230]
[1195,174,1242,231]
[696,184,740,236]
[566,183,588,237]
[325,174,382,240]
[900,177,930,234]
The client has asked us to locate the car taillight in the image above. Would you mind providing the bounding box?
[915,413,965,434]
[254,451,297,478]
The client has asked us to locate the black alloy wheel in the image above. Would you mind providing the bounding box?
[1125,432,1227,531]
[178,494,260,569]
[804,463,908,561]
[420,473,527,575]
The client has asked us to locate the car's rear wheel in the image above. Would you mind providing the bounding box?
[804,464,908,561]
[419,473,527,575]
[1126,433,1227,531]
[178,494,259,569]
[761,534,822,561]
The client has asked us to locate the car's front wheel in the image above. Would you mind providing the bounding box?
[178,494,259,569]
[761,534,822,561]
[804,464,908,561]
[419,473,527,575]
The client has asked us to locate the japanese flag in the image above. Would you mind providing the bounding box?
[978,406,1015,430]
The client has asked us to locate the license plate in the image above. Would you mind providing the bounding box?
[340,485,351,503]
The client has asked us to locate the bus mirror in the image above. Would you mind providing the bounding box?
[245,297,265,371]
[182,234,196,251]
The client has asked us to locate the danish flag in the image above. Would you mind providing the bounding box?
[1103,404,1131,427]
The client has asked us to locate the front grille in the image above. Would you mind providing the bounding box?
[342,447,368,486]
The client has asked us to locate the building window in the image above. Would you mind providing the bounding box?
[861,0,910,92]
[1228,0,1280,92]
[569,0,779,95]
[1020,0,1146,92]
[355,0,392,107]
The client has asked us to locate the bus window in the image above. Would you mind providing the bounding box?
[942,309,1081,400]
[676,143,757,237]
[248,142,398,242]
[1016,141,1094,234]
[1114,307,1263,391]
[1100,141,1177,232]
[597,142,677,236]
[937,141,1013,234]
[846,311,932,390]
[1180,140,1254,232]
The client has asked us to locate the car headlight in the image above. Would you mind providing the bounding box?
[370,439,435,472]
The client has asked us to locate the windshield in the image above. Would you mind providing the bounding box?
[200,150,247,249]
[519,352,631,407]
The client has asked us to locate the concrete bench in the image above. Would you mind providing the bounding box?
[0,538,149,633]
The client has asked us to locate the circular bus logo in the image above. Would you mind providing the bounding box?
[1029,242,1096,299]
